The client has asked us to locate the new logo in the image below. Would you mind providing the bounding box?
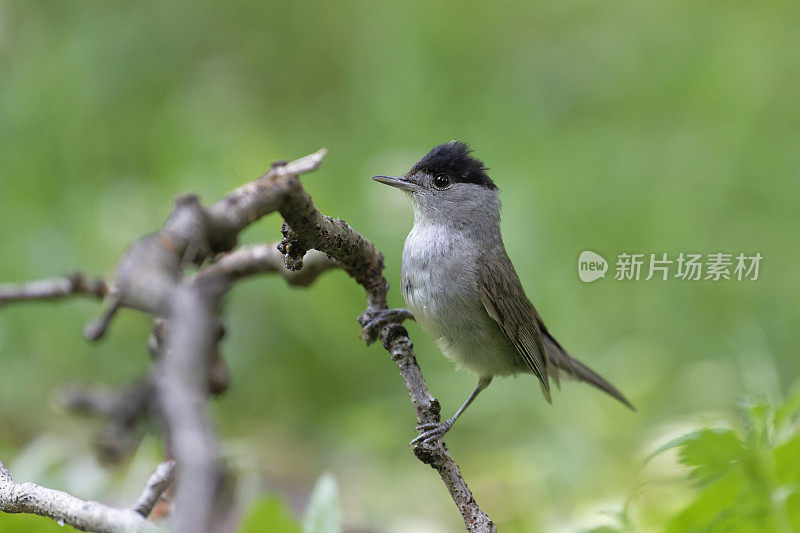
[578,251,608,282]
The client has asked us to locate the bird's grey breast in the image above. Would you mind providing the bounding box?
[400,220,524,377]
[401,223,485,340]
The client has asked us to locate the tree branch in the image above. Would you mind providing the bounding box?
[0,460,171,532]
[154,278,232,533]
[0,272,107,305]
[131,460,176,517]
[57,380,154,466]
[379,326,495,531]
[199,244,339,286]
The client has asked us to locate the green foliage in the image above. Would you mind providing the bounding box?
[648,428,744,485]
[614,385,800,533]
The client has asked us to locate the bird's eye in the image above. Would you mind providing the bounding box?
[433,174,450,189]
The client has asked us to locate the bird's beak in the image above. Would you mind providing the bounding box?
[371,175,419,192]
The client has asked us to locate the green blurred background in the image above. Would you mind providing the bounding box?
[1,1,798,531]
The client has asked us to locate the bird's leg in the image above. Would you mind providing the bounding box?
[411,376,493,447]
[359,308,415,345]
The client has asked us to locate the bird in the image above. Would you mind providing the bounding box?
[371,140,634,446]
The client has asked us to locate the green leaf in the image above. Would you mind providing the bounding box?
[678,429,745,484]
[665,470,747,533]
[240,495,301,533]
[645,430,707,465]
[647,428,744,484]
[302,473,341,533]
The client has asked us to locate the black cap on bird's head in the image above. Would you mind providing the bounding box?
[409,140,496,190]
[372,140,497,192]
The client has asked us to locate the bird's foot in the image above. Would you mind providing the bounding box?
[359,308,414,345]
[410,418,454,447]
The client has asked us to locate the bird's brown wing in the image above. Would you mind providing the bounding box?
[477,246,551,401]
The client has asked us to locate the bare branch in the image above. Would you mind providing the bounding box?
[131,461,176,518]
[57,380,154,466]
[199,244,339,285]
[0,460,168,532]
[45,156,331,532]
[155,278,233,533]
[77,151,336,532]
[277,183,388,311]
[59,381,152,421]
[205,150,327,246]
[379,326,496,532]
[0,272,107,305]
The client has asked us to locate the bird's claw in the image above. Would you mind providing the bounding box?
[409,418,454,447]
[360,308,415,345]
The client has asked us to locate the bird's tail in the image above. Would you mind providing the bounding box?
[542,328,635,411]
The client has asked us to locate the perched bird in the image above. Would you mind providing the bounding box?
[372,141,634,446]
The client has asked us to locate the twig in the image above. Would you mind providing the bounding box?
[380,326,495,531]
[0,460,169,532]
[131,460,176,517]
[0,272,107,305]
[57,381,154,466]
[199,244,338,285]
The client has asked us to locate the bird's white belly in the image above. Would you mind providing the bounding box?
[401,228,520,377]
